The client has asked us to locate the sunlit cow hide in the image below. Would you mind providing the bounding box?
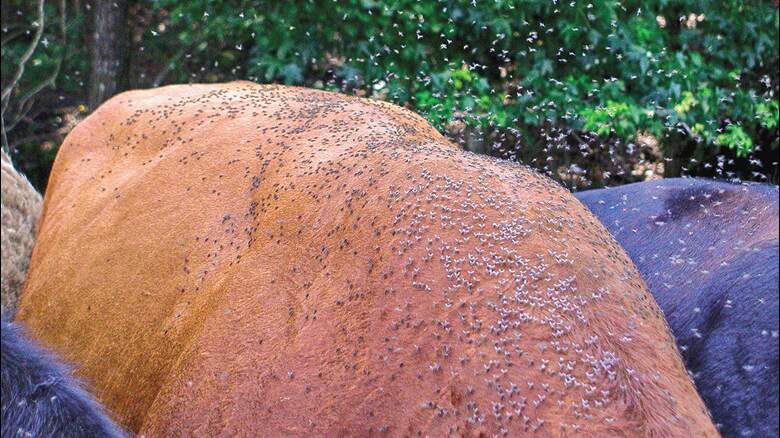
[18,82,718,437]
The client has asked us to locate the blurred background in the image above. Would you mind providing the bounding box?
[1,0,778,193]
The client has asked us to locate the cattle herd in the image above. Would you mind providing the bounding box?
[1,82,777,437]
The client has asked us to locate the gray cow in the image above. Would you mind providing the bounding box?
[577,178,779,438]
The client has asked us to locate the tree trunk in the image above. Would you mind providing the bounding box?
[88,0,128,110]
[662,137,691,178]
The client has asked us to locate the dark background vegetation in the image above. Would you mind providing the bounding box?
[2,0,778,193]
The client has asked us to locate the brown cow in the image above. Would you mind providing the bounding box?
[17,82,718,436]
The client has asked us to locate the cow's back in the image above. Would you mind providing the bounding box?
[18,83,718,436]
[577,178,779,437]
[1,149,42,318]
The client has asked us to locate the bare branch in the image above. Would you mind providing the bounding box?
[1,0,46,113]
[9,131,64,151]
[152,38,202,87]
[1,0,71,154]
[59,0,66,39]
[7,92,39,132]
[1,28,28,46]
[1,115,8,153]
[14,57,61,115]
[1,0,46,152]
[14,1,66,114]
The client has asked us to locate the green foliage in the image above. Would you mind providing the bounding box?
[1,2,88,101]
[757,101,779,130]
[716,124,752,157]
[141,0,778,161]
[1,0,90,189]
[2,0,778,188]
[580,101,650,138]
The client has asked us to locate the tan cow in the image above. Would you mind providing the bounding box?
[17,82,718,436]
[1,148,42,317]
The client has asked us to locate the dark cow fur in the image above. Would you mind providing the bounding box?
[576,178,779,438]
[1,319,126,438]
